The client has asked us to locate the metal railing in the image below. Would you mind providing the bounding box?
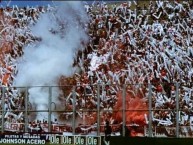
[0,83,192,137]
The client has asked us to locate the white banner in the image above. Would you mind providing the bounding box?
[46,135,101,145]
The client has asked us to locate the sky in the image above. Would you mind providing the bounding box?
[0,0,112,7]
[0,1,58,7]
[0,0,122,7]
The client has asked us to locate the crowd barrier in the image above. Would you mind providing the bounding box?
[0,83,193,138]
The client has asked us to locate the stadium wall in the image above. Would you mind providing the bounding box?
[105,136,193,145]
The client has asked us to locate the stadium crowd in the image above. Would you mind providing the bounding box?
[0,1,193,136]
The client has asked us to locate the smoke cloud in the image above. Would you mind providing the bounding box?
[14,1,89,121]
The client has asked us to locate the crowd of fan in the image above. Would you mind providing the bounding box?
[74,0,193,135]
[0,5,47,131]
[0,1,193,136]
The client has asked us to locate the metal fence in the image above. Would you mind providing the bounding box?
[0,83,193,138]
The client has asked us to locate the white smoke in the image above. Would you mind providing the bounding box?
[14,1,89,121]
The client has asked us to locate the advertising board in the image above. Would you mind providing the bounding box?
[0,133,101,145]
[47,134,100,145]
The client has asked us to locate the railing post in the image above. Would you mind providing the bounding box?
[122,84,126,136]
[72,86,76,135]
[148,84,153,137]
[175,82,179,137]
[97,83,100,136]
[25,87,28,132]
[1,87,5,133]
[48,87,52,132]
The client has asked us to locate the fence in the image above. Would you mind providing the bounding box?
[0,82,192,138]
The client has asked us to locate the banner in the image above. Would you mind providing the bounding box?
[0,133,101,145]
[46,134,100,145]
[0,133,47,144]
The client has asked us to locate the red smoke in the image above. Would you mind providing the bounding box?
[114,90,148,125]
[113,90,148,136]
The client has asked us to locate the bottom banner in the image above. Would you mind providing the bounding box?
[47,135,101,145]
[0,133,101,145]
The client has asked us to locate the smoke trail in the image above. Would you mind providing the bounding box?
[14,1,89,121]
